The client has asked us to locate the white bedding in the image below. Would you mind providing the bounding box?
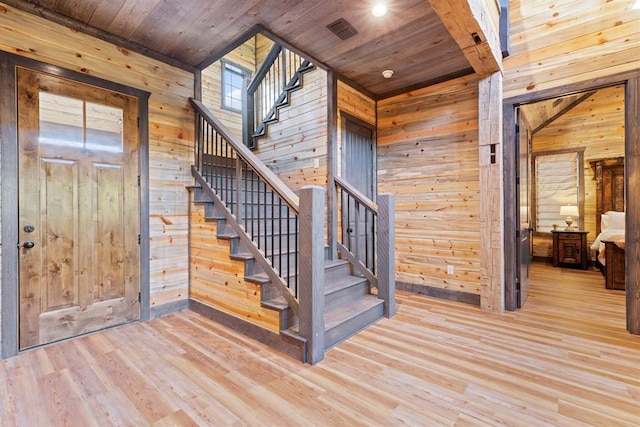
[591,229,625,266]
[590,229,626,252]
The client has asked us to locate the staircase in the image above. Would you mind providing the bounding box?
[190,159,385,363]
[189,43,395,364]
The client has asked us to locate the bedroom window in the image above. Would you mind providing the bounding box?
[532,149,585,233]
[221,61,249,112]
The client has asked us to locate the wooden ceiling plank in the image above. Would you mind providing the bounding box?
[162,0,264,65]
[87,0,127,29]
[312,2,437,62]
[6,0,477,96]
[106,0,162,40]
[31,0,57,9]
[128,0,201,49]
[428,0,502,76]
[55,0,101,23]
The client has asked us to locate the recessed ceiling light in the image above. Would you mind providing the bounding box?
[382,69,394,78]
[372,3,387,17]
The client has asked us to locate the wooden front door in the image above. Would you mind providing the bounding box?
[17,68,140,350]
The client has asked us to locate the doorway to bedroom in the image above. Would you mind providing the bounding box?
[504,71,640,334]
[518,84,625,301]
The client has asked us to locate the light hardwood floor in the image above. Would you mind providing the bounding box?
[2,262,640,426]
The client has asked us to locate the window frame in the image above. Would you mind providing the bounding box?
[220,60,251,113]
[531,147,586,235]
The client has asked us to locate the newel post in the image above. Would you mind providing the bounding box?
[377,193,396,317]
[299,185,325,364]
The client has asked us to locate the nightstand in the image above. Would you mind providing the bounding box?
[552,230,589,270]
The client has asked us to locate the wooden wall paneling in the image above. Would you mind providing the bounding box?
[0,2,195,358]
[377,74,482,299]
[504,0,640,98]
[255,34,274,68]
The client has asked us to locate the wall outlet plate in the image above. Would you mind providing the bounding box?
[447,265,454,275]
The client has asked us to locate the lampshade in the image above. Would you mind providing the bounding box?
[559,205,579,217]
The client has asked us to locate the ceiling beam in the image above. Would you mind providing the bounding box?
[428,0,502,76]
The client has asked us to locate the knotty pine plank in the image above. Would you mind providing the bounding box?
[503,0,640,99]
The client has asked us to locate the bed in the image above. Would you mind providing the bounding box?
[589,157,625,290]
[590,211,625,290]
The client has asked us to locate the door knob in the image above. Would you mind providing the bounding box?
[22,241,35,249]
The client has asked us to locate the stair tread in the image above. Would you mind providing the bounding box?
[216,231,238,239]
[324,296,383,331]
[262,296,289,311]
[229,252,253,261]
[245,272,270,285]
[324,258,350,269]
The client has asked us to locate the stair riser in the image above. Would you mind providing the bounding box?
[324,302,383,350]
[324,262,352,282]
[325,280,369,309]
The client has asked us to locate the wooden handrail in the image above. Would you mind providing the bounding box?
[190,98,299,212]
[247,44,282,94]
[334,175,377,214]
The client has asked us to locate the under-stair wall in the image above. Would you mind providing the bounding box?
[188,190,283,332]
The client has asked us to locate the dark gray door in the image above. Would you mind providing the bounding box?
[342,116,375,268]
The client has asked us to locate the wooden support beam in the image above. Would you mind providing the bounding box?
[479,72,504,313]
[428,0,502,76]
[626,76,640,334]
[299,185,326,364]
[377,193,396,318]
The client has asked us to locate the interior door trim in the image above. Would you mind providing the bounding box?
[0,53,151,358]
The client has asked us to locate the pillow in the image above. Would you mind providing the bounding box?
[605,211,625,230]
[601,213,610,231]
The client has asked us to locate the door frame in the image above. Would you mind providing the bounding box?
[0,53,151,358]
[503,69,640,335]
